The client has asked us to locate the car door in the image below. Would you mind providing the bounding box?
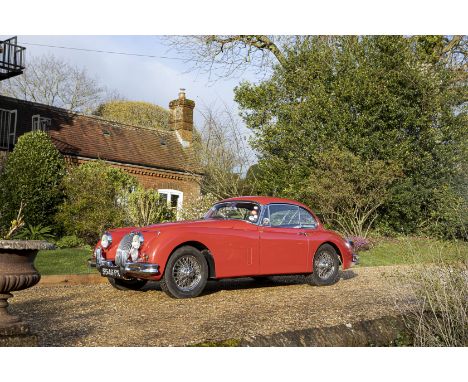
[297,207,320,272]
[259,204,309,275]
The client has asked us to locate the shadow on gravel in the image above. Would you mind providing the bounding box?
[10,292,104,346]
[142,270,358,296]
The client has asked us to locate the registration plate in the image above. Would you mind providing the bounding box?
[100,266,123,279]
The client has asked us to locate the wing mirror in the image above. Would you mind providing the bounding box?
[262,217,270,226]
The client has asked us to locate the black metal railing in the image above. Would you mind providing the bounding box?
[0,36,26,80]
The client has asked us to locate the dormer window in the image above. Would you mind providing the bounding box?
[32,114,51,132]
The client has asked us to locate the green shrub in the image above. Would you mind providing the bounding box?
[297,148,401,238]
[15,223,55,240]
[0,131,65,229]
[55,235,85,249]
[56,160,137,244]
[126,187,175,226]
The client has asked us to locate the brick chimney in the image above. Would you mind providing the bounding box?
[169,89,195,147]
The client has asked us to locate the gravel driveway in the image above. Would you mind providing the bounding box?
[10,266,409,346]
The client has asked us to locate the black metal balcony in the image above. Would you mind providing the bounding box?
[0,36,26,81]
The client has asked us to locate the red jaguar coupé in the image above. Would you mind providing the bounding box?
[90,196,358,298]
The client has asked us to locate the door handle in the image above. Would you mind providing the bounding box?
[298,231,307,236]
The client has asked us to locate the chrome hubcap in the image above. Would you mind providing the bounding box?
[172,255,202,292]
[315,251,336,279]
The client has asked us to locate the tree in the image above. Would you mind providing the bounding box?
[56,161,137,244]
[0,53,117,113]
[193,104,258,199]
[0,131,65,230]
[168,35,467,80]
[94,100,170,129]
[233,36,467,237]
[165,35,292,78]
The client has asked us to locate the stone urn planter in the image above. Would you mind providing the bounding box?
[0,240,54,346]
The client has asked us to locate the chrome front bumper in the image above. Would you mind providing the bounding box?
[89,258,160,278]
[352,253,359,265]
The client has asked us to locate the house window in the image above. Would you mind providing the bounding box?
[0,108,17,149]
[32,114,51,132]
[158,189,183,211]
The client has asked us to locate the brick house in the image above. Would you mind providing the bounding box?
[0,90,202,211]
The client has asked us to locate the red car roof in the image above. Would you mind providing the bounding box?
[220,196,312,210]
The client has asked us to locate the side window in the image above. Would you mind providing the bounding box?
[268,204,300,228]
[299,208,317,228]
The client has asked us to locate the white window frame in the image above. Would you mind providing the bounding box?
[0,108,17,149]
[158,189,184,211]
[32,114,51,132]
[158,188,184,216]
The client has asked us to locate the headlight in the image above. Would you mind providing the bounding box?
[101,232,112,249]
[131,232,144,249]
[129,232,144,262]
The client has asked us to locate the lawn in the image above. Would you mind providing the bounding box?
[34,237,468,275]
[35,247,94,275]
[357,236,468,267]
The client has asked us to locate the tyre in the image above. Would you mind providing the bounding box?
[108,277,148,291]
[251,276,274,283]
[306,244,340,286]
[160,246,208,299]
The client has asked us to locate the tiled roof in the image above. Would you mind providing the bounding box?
[47,112,202,174]
[0,95,202,174]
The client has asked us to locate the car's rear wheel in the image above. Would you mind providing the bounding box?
[160,246,208,299]
[306,244,340,286]
[108,277,148,291]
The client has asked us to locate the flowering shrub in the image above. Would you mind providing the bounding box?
[349,236,372,252]
[179,193,218,221]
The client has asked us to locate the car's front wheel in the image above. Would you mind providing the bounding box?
[160,246,208,299]
[108,277,148,291]
[306,244,340,286]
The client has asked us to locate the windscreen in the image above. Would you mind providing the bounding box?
[204,202,260,223]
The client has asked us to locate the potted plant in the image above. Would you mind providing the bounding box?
[0,203,54,345]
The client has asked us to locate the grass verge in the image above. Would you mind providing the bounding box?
[35,247,93,275]
[357,237,467,267]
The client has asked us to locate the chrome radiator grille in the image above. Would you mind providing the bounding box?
[115,233,133,267]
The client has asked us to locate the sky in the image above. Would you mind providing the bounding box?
[1,35,262,133]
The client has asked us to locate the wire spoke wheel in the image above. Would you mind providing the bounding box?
[315,251,336,280]
[307,244,340,286]
[172,255,202,292]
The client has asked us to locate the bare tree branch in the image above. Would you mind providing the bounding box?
[0,53,119,113]
[191,103,258,199]
[164,35,292,79]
